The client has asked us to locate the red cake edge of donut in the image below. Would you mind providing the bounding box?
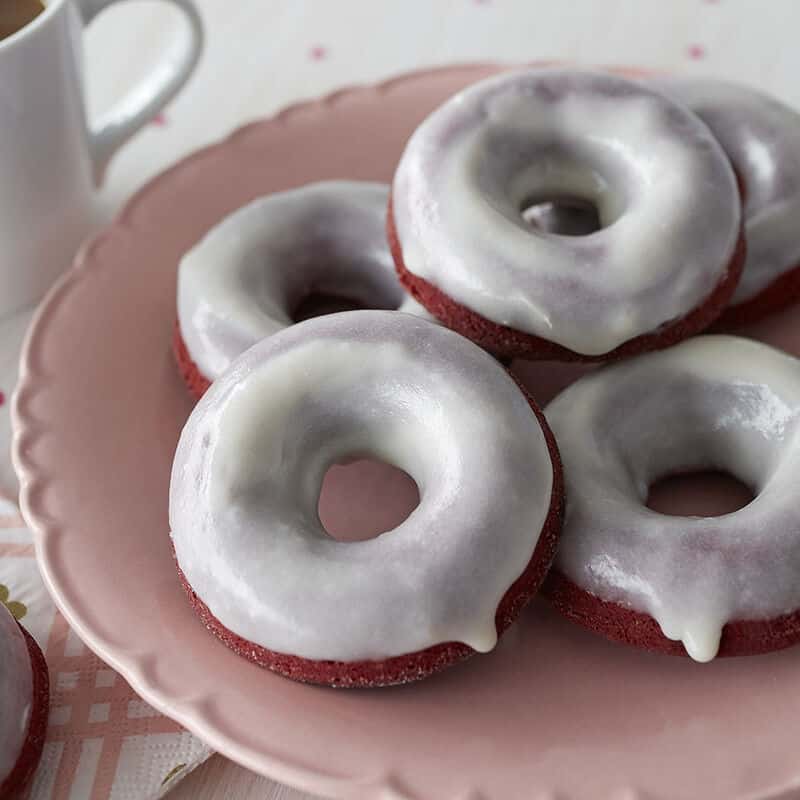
[714,259,800,329]
[387,194,747,362]
[0,624,49,799]
[173,321,210,401]
[175,379,564,688]
[544,569,800,658]
[709,149,800,327]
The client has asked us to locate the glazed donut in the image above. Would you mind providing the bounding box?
[544,335,800,662]
[175,181,424,399]
[651,77,800,326]
[0,605,48,798]
[388,67,746,361]
[170,311,563,687]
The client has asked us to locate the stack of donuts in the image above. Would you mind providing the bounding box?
[170,67,800,687]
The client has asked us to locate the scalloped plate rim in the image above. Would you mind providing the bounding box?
[11,62,800,800]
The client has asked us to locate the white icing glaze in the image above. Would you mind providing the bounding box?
[651,77,800,304]
[0,604,33,784]
[170,310,553,662]
[545,335,800,662]
[392,68,741,355]
[178,181,422,380]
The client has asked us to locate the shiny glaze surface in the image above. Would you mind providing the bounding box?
[170,310,553,661]
[178,181,419,380]
[546,335,800,661]
[392,68,741,354]
[653,77,800,304]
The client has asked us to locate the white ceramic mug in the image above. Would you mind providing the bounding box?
[0,0,203,317]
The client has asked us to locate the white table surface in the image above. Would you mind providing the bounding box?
[82,0,800,797]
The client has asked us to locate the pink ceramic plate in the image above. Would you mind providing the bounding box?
[13,64,800,800]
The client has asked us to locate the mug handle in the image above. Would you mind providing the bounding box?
[78,0,204,185]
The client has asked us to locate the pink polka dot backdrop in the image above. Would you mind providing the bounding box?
[687,43,707,60]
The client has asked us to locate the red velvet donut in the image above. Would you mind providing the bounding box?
[543,335,800,662]
[174,181,422,400]
[650,77,800,328]
[1,622,49,799]
[170,312,564,687]
[388,196,746,362]
[173,322,209,401]
[388,68,747,363]
[177,378,563,688]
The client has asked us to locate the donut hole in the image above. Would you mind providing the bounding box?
[318,458,420,542]
[292,292,369,322]
[647,470,755,517]
[477,134,628,236]
[291,281,407,323]
[521,196,603,236]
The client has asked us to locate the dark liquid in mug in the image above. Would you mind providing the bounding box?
[0,0,46,42]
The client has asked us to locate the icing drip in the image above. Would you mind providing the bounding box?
[170,311,554,662]
[546,336,800,661]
